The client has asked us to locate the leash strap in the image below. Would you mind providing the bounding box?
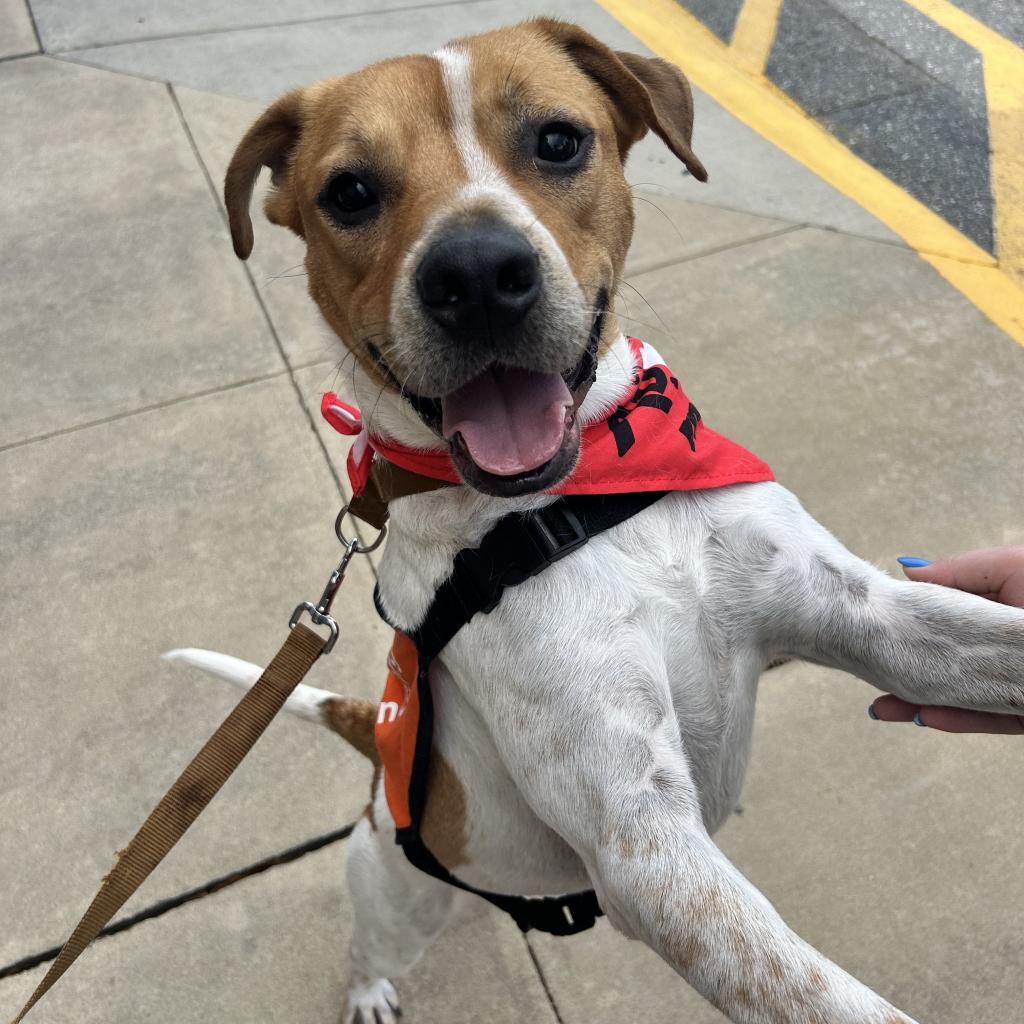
[10,623,326,1024]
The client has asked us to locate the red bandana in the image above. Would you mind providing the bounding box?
[322,338,773,495]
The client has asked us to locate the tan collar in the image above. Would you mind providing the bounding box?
[347,457,455,529]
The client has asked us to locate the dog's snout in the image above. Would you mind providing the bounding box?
[416,223,540,340]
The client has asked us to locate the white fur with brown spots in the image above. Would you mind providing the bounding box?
[170,19,1024,1024]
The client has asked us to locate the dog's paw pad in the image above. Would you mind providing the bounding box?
[347,977,401,1024]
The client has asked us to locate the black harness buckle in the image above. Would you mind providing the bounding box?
[506,890,603,935]
[527,502,588,564]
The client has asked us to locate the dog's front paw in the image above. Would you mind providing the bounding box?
[345,976,401,1024]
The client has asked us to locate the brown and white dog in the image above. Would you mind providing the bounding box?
[166,19,1024,1024]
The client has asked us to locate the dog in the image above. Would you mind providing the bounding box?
[166,19,1024,1024]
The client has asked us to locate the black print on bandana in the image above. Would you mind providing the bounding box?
[679,402,701,452]
[607,366,674,457]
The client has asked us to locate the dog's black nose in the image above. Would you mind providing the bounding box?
[416,222,540,340]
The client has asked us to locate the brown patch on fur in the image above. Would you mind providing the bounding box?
[320,696,379,764]
[616,834,636,859]
[420,752,470,870]
[666,930,705,972]
[656,884,908,1022]
[765,951,786,983]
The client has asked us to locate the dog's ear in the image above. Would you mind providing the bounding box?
[533,19,707,182]
[224,89,306,259]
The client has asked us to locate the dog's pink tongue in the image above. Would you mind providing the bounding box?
[442,367,573,476]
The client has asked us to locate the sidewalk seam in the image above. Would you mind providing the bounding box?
[23,0,43,53]
[53,50,174,87]
[0,366,326,455]
[627,188,913,250]
[165,84,359,522]
[0,824,356,982]
[626,223,805,277]
[524,935,566,1024]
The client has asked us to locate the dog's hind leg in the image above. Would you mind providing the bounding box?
[343,810,455,1024]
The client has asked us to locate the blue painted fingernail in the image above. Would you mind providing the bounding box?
[898,556,931,568]
[913,710,926,727]
[867,704,879,720]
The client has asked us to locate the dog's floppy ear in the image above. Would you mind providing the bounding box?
[533,19,707,182]
[224,89,306,259]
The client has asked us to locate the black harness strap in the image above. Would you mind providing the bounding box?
[374,490,667,935]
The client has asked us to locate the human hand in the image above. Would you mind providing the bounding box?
[868,547,1024,734]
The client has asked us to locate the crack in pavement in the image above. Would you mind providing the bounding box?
[0,822,356,982]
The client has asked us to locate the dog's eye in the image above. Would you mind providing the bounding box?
[536,123,582,164]
[321,172,379,225]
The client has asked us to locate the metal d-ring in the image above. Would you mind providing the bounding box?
[290,505,387,654]
[335,504,387,553]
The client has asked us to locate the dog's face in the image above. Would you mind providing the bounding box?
[226,19,705,496]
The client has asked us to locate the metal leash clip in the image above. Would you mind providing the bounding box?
[289,505,387,654]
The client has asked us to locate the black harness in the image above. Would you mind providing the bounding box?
[374,490,667,936]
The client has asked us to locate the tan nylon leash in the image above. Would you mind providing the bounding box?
[10,505,386,1023]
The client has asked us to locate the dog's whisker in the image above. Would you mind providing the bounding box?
[629,193,688,253]
[263,261,309,285]
[264,271,309,284]
[616,278,678,344]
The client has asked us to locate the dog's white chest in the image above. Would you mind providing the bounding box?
[376,485,776,857]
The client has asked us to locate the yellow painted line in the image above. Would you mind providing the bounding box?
[901,0,1024,289]
[985,57,1024,289]
[923,252,1024,341]
[596,0,1024,347]
[730,0,784,74]
[900,0,1020,58]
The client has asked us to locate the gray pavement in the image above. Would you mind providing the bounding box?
[51,0,900,241]
[678,0,1008,254]
[767,0,993,250]
[2,3,1023,1024]
[0,0,36,59]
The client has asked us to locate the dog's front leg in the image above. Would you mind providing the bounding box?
[742,490,1024,714]
[490,691,915,1023]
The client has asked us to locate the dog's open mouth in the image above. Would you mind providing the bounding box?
[437,293,604,496]
[381,291,606,497]
[442,365,582,494]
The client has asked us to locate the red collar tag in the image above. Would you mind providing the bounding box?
[320,393,373,495]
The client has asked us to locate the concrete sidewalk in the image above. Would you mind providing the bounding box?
[2,1,1022,1022]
